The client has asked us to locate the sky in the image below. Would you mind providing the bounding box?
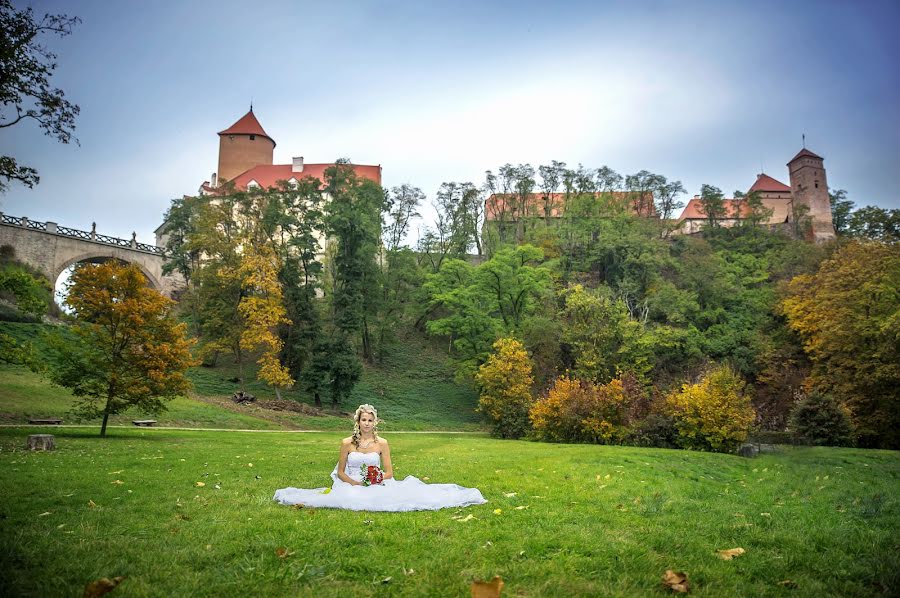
[2,0,899,248]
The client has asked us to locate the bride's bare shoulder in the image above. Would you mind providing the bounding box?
[341,437,354,446]
[377,436,389,445]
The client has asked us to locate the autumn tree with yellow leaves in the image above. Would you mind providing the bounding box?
[46,262,196,437]
[665,365,755,452]
[474,338,534,438]
[238,241,293,399]
[781,240,900,448]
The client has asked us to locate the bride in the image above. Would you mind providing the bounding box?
[273,404,487,512]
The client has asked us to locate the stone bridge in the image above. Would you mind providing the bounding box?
[0,213,184,297]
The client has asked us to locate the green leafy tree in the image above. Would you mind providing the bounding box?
[383,183,423,250]
[846,205,899,243]
[829,189,855,235]
[0,0,80,191]
[46,262,195,437]
[788,391,854,447]
[697,184,726,230]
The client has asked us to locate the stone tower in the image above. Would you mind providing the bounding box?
[216,108,276,185]
[787,148,835,242]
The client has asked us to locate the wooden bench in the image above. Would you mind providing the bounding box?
[29,418,62,425]
[132,420,157,427]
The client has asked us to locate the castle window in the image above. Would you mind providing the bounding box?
[249,134,256,141]
[815,181,819,188]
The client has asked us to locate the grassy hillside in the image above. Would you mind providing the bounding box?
[0,428,897,596]
[0,322,484,432]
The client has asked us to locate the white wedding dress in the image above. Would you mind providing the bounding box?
[273,451,487,512]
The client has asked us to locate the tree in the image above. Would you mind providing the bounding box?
[0,0,80,191]
[654,177,686,238]
[46,262,195,437]
[829,189,855,235]
[665,365,755,452]
[846,205,899,243]
[474,337,534,439]
[325,160,383,368]
[238,241,293,399]
[788,391,854,447]
[383,183,423,250]
[781,240,900,448]
[697,184,726,230]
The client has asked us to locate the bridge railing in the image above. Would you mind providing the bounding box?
[0,213,165,256]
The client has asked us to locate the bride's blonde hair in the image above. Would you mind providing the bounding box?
[351,404,379,447]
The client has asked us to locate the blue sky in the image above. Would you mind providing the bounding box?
[2,0,898,246]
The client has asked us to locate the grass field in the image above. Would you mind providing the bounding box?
[1,427,897,597]
[0,322,483,432]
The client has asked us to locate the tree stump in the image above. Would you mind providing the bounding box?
[27,434,56,451]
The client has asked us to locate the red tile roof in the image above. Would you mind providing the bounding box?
[678,198,752,220]
[748,173,791,193]
[788,148,823,163]
[226,163,382,191]
[485,191,655,220]
[218,109,276,146]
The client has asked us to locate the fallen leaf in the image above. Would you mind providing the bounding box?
[760,512,771,517]
[38,511,51,517]
[275,547,294,559]
[493,508,502,515]
[716,547,745,560]
[195,482,205,487]
[380,577,392,584]
[214,484,221,490]
[247,463,253,467]
[456,514,475,522]
[321,488,331,495]
[514,505,529,510]
[662,569,689,593]
[83,576,125,598]
[403,567,415,576]
[108,470,123,475]
[291,504,305,510]
[205,544,212,550]
[87,500,97,508]
[471,575,504,598]
[503,492,517,498]
[423,477,430,481]
[57,524,66,529]
[111,480,124,485]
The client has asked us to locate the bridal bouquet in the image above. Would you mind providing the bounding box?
[360,464,384,486]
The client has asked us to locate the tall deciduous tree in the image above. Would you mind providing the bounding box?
[698,184,726,230]
[0,0,80,191]
[781,240,900,448]
[829,189,855,236]
[46,262,195,437]
[238,241,293,399]
[383,184,423,250]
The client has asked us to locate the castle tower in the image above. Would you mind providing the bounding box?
[787,148,835,242]
[216,108,276,185]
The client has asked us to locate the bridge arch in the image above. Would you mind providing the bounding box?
[54,251,163,292]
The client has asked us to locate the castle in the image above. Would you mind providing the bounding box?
[155,108,381,246]
[678,148,836,241]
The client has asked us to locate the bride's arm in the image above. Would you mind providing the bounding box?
[380,439,393,479]
[336,440,361,486]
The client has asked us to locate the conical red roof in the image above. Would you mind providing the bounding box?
[218,109,276,146]
[748,173,791,193]
[788,148,822,163]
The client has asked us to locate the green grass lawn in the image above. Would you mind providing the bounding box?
[0,428,897,597]
[0,322,484,432]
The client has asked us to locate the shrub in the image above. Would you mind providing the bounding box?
[788,391,855,447]
[530,373,648,444]
[665,365,755,452]
[627,412,679,448]
[475,338,534,439]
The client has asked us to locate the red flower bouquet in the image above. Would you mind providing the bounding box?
[360,464,384,486]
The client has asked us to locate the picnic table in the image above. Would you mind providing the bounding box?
[132,420,157,427]
[29,418,62,425]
